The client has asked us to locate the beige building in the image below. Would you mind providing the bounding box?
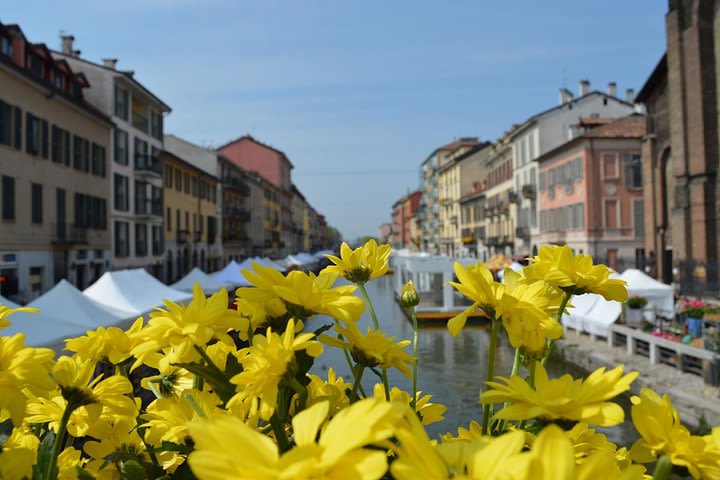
[218,155,252,261]
[457,144,492,258]
[484,131,516,258]
[54,36,171,279]
[159,149,220,282]
[0,23,113,302]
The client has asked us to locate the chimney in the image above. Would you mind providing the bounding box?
[579,80,591,96]
[558,88,574,105]
[102,58,118,69]
[625,88,635,104]
[60,34,74,55]
[607,81,617,97]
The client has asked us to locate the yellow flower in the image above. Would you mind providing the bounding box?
[0,304,39,330]
[301,368,350,417]
[373,383,446,425]
[143,389,225,447]
[439,420,483,444]
[629,387,720,479]
[399,280,420,308]
[57,447,87,480]
[131,284,248,368]
[84,418,147,480]
[229,319,323,420]
[66,317,144,364]
[321,323,415,379]
[446,262,501,336]
[188,398,406,480]
[524,245,628,301]
[482,362,638,427]
[52,355,138,421]
[0,423,39,479]
[0,333,55,426]
[323,240,391,284]
[140,352,194,398]
[25,390,113,439]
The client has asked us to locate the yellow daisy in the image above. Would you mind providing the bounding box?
[323,240,391,284]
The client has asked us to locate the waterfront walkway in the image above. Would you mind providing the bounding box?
[556,332,720,430]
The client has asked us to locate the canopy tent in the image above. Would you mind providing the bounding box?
[561,294,600,332]
[295,252,319,265]
[619,269,675,318]
[212,260,252,287]
[3,280,135,351]
[0,293,20,309]
[284,255,308,267]
[561,293,621,337]
[84,269,192,316]
[257,257,288,271]
[172,267,232,295]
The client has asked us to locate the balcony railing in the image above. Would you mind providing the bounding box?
[136,199,163,218]
[135,154,162,177]
[177,229,190,243]
[53,224,88,245]
[522,184,536,200]
[224,207,251,222]
[223,176,251,196]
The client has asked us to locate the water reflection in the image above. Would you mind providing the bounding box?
[307,274,636,443]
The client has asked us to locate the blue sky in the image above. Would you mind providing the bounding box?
[4,1,667,241]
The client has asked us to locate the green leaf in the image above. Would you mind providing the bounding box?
[224,352,243,378]
[147,440,194,455]
[75,467,97,480]
[32,430,54,480]
[0,418,13,447]
[172,362,236,403]
[312,323,334,337]
[171,461,199,480]
[119,460,148,480]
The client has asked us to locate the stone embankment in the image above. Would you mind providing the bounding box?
[555,332,720,430]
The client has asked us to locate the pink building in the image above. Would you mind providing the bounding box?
[536,115,646,270]
[217,135,292,190]
[391,191,421,248]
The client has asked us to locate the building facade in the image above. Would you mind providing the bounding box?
[456,144,492,258]
[484,133,515,257]
[218,155,252,261]
[378,223,392,243]
[0,23,113,301]
[391,191,421,249]
[536,115,647,271]
[159,149,220,282]
[54,36,171,279]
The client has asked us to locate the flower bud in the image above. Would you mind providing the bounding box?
[400,280,420,308]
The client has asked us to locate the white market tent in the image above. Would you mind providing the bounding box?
[562,292,622,337]
[259,257,288,272]
[3,280,135,351]
[172,267,232,295]
[296,252,319,265]
[0,293,20,309]
[212,260,252,287]
[84,269,192,316]
[562,294,600,332]
[619,269,675,318]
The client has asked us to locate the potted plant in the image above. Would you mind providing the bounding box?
[682,299,707,338]
[625,296,647,326]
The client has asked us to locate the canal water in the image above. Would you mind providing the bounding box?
[307,274,638,443]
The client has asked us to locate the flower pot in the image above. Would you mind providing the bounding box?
[625,308,644,327]
[686,317,703,338]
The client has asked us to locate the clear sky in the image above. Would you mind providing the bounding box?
[3,1,667,241]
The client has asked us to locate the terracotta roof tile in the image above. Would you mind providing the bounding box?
[582,114,646,139]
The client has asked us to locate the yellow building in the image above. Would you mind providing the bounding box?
[484,130,516,258]
[160,149,219,281]
[261,178,282,257]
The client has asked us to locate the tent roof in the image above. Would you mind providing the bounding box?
[313,250,334,258]
[212,260,252,287]
[172,267,232,295]
[619,269,673,294]
[259,257,288,271]
[84,269,192,315]
[3,279,135,349]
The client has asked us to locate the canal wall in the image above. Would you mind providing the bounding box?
[555,332,720,431]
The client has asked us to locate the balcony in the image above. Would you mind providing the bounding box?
[223,229,251,245]
[193,230,202,243]
[515,226,530,240]
[135,199,163,220]
[52,224,88,245]
[223,176,251,196]
[522,184,536,200]
[224,206,251,222]
[177,229,190,243]
[135,154,162,178]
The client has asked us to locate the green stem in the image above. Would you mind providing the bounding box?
[541,292,572,367]
[269,413,292,453]
[338,332,366,397]
[481,318,502,436]
[410,307,419,411]
[193,344,225,375]
[381,368,391,401]
[498,348,522,433]
[359,283,380,330]
[652,455,672,480]
[48,402,75,480]
[350,365,366,401]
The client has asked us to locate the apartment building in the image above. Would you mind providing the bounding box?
[510,81,636,257]
[391,191,421,249]
[218,155,252,261]
[456,144,493,258]
[484,131,515,258]
[0,22,113,302]
[53,36,171,279]
[159,149,220,282]
[536,115,646,270]
[289,185,308,253]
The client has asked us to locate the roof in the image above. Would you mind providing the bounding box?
[51,50,172,112]
[216,135,294,169]
[159,149,220,181]
[578,117,615,127]
[535,114,646,164]
[437,137,480,151]
[635,54,668,104]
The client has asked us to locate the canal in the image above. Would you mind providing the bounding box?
[307,273,638,443]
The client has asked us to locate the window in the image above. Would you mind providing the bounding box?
[192,177,198,197]
[166,207,172,231]
[53,72,63,90]
[114,221,129,257]
[0,100,10,146]
[73,135,82,170]
[151,186,162,216]
[184,173,190,193]
[175,169,182,191]
[150,110,163,139]
[114,174,129,211]
[41,120,48,158]
[132,96,148,132]
[51,126,64,163]
[165,166,173,188]
[135,223,147,256]
[604,199,619,228]
[601,153,619,179]
[135,181,148,214]
[114,85,129,121]
[208,216,217,244]
[176,209,180,232]
[114,129,128,165]
[633,200,644,238]
[29,266,43,299]
[624,153,642,188]
[134,137,148,169]
[13,106,21,150]
[91,143,106,177]
[152,225,163,256]
[26,113,39,155]
[31,183,42,224]
[0,37,11,56]
[2,176,14,220]
[29,55,43,77]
